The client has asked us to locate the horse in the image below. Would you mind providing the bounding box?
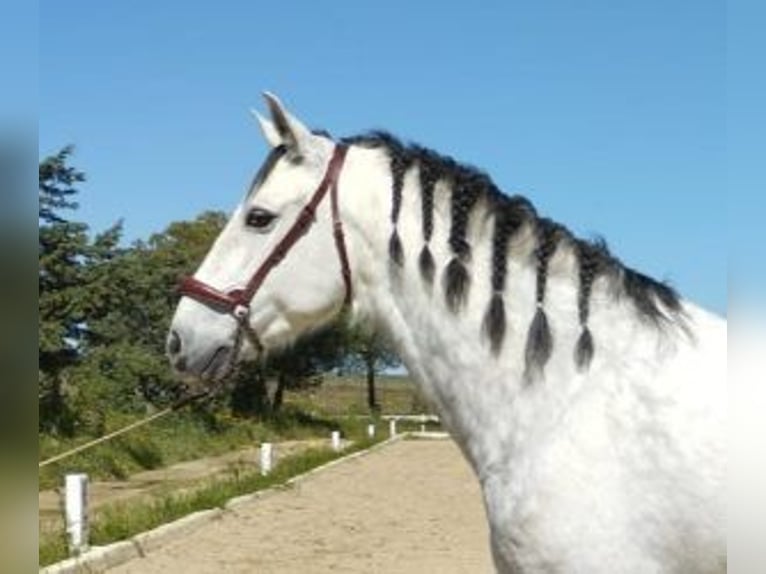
[167,93,726,573]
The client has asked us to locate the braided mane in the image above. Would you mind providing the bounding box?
[342,131,683,375]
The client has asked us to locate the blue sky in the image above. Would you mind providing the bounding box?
[728,0,765,309]
[39,1,728,313]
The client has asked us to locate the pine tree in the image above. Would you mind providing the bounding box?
[38,147,91,432]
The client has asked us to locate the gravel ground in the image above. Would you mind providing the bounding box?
[110,438,493,573]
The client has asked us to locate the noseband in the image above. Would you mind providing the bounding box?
[178,145,352,358]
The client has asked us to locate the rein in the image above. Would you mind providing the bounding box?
[39,390,210,469]
[178,145,352,356]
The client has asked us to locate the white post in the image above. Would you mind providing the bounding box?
[331,430,341,452]
[367,423,375,438]
[260,442,273,476]
[420,424,426,433]
[64,473,89,555]
[389,419,397,437]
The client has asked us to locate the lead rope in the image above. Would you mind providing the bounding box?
[38,390,211,469]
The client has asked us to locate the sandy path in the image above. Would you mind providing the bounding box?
[110,439,493,573]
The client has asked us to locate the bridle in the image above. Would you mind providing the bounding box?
[177,144,352,366]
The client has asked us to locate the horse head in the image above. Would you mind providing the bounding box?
[167,94,352,381]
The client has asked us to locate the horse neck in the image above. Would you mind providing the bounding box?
[337,144,677,475]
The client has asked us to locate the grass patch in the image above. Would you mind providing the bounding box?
[39,435,384,567]
[38,408,350,491]
[39,530,68,569]
[285,374,429,417]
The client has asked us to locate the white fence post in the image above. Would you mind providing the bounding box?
[389,419,397,437]
[64,473,89,556]
[260,442,273,476]
[367,423,375,439]
[420,424,426,433]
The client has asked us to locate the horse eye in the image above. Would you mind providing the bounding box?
[245,208,277,230]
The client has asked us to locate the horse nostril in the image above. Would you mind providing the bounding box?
[168,330,182,355]
[174,356,188,373]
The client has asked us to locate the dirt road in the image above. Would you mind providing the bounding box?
[110,439,493,573]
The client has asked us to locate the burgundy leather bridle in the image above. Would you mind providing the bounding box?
[177,144,352,357]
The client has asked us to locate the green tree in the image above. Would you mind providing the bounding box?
[344,326,400,413]
[39,148,228,432]
[73,211,228,422]
[38,147,93,432]
[39,147,127,433]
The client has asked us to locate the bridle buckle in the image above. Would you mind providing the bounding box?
[233,304,250,321]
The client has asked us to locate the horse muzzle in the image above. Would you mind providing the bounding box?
[166,326,239,382]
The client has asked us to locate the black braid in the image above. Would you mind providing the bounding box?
[418,155,438,284]
[387,145,412,268]
[419,156,437,242]
[444,172,482,311]
[524,218,564,381]
[574,239,606,369]
[490,195,533,292]
[483,195,535,354]
[419,246,436,285]
[534,218,562,305]
[448,173,481,259]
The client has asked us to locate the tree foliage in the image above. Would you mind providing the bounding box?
[39,147,104,432]
[342,325,399,412]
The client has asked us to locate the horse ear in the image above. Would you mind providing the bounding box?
[250,109,282,148]
[262,92,312,154]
